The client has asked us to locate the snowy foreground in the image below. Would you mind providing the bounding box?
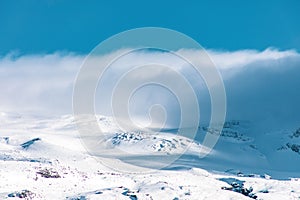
[1,113,300,199]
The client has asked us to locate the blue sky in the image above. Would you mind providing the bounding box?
[1,0,300,54]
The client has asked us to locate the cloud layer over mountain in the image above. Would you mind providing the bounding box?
[0,48,299,130]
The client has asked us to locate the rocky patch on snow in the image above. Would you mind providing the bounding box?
[110,132,144,145]
[276,127,300,155]
[225,169,272,179]
[7,189,35,199]
[286,143,300,154]
[220,178,257,199]
[36,168,61,178]
[0,136,9,144]
[107,131,202,154]
[290,128,300,139]
[201,120,252,143]
[20,138,41,149]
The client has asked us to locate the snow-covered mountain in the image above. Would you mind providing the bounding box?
[1,112,300,199]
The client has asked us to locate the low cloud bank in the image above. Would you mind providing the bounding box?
[0,48,299,130]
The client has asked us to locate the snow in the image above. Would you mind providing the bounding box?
[0,113,300,199]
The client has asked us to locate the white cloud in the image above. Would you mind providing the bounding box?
[0,53,84,115]
[208,48,298,69]
[0,48,299,130]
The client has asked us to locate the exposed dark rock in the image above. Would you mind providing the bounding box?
[121,187,137,199]
[219,178,257,199]
[66,196,86,200]
[259,189,269,193]
[291,128,300,138]
[226,170,268,179]
[8,190,35,199]
[129,194,137,200]
[202,121,250,142]
[111,132,144,145]
[223,120,240,128]
[0,136,9,144]
[260,174,271,180]
[286,143,300,154]
[36,168,61,178]
[277,145,288,151]
[21,138,41,149]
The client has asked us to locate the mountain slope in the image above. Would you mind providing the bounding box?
[0,113,300,199]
